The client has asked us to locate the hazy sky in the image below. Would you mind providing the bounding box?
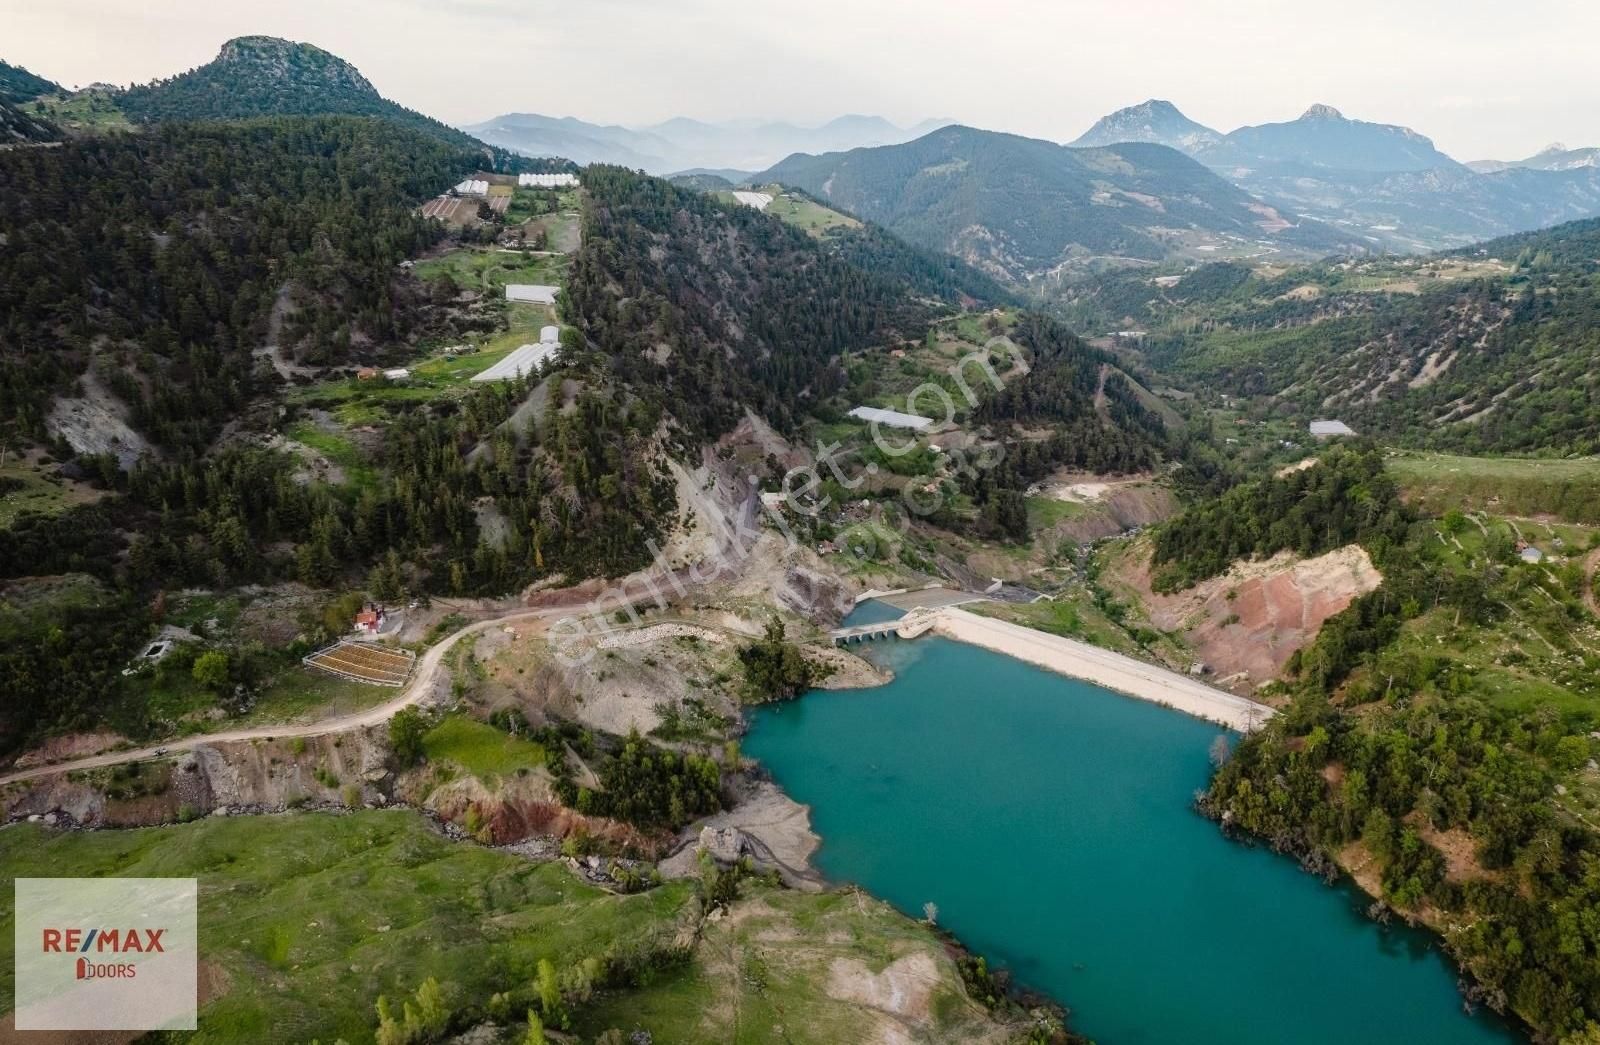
[4,0,1597,160]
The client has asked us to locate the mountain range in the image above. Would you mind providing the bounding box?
[460,112,949,175]
[12,34,1600,268]
[759,125,1363,280]
[1068,99,1600,250]
[1468,143,1600,173]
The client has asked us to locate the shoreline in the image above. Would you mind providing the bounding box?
[928,607,1274,732]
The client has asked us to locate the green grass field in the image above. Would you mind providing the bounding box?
[0,810,1006,1044]
[1025,495,1090,531]
[32,90,131,132]
[291,301,553,425]
[1390,452,1600,524]
[761,189,860,237]
[422,714,547,781]
[245,669,398,726]
[972,595,1147,658]
[412,248,569,294]
[0,458,101,527]
[286,421,379,490]
[118,649,396,740]
[572,886,998,1044]
[0,811,693,1044]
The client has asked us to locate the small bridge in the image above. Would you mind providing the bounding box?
[827,609,938,646]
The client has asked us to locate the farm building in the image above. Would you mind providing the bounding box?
[519,173,579,188]
[472,342,558,382]
[1309,419,1356,438]
[382,368,410,382]
[540,325,560,344]
[849,406,934,431]
[1520,546,1545,564]
[453,179,490,196]
[732,190,774,211]
[506,284,558,304]
[354,605,386,635]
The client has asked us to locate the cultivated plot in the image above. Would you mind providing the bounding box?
[302,641,416,686]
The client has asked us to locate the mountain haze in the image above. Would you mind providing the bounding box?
[1070,99,1222,153]
[1073,99,1600,249]
[1469,143,1600,173]
[463,111,949,174]
[1199,104,1457,172]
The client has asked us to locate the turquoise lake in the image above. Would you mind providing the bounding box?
[744,613,1523,1045]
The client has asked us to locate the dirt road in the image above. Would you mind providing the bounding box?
[0,605,569,787]
[2,476,768,789]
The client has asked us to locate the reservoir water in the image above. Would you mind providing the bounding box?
[744,611,1522,1045]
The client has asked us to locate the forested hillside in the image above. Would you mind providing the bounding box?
[1150,447,1410,591]
[0,116,475,450]
[952,315,1169,539]
[1114,219,1600,454]
[0,98,58,144]
[1,154,983,752]
[567,166,948,440]
[0,58,62,144]
[0,58,60,104]
[116,36,535,168]
[761,125,1360,278]
[1198,477,1600,1041]
[816,219,1015,306]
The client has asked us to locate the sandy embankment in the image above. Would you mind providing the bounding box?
[930,608,1274,732]
[659,781,824,890]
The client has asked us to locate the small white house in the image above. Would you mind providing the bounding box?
[1521,546,1545,564]
[453,179,490,196]
[383,368,410,382]
[540,325,560,345]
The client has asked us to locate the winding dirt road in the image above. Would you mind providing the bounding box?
[0,483,769,789]
[0,604,583,787]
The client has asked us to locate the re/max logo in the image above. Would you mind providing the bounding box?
[41,928,166,954]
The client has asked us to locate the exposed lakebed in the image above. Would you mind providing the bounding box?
[744,605,1522,1045]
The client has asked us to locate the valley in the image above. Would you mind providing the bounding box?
[2,23,1600,1045]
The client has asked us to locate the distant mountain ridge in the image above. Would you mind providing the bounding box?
[1072,99,1600,250]
[1469,143,1600,174]
[462,111,950,174]
[1069,99,1222,153]
[1199,103,1457,173]
[760,125,1362,280]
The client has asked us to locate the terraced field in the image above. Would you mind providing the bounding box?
[303,641,415,686]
